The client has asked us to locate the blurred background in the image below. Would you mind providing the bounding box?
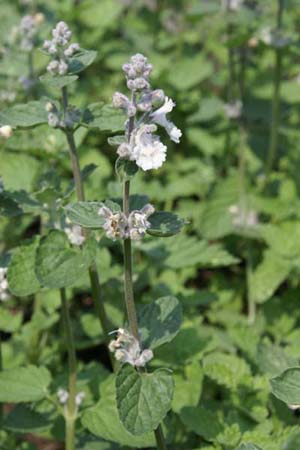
[2,1,300,449]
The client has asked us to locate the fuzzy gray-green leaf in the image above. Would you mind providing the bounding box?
[116,365,174,435]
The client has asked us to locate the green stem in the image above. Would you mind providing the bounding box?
[266,0,284,177]
[61,87,111,348]
[0,334,3,425]
[154,425,166,450]
[246,244,255,325]
[122,179,166,449]
[60,288,76,450]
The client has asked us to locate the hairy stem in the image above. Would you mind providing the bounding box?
[60,288,76,450]
[266,0,284,177]
[122,103,167,447]
[61,86,111,352]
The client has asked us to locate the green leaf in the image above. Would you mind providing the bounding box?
[138,296,182,349]
[108,135,126,146]
[7,237,41,297]
[180,406,223,441]
[250,250,291,304]
[0,365,51,402]
[235,444,263,450]
[147,212,186,237]
[65,202,105,228]
[115,158,139,182]
[0,99,49,128]
[64,163,98,198]
[168,55,213,90]
[203,352,251,389]
[172,361,203,413]
[35,231,95,289]
[116,365,174,435]
[260,222,300,260]
[0,191,23,217]
[0,307,22,332]
[257,342,296,377]
[3,404,50,433]
[82,103,126,132]
[270,367,300,405]
[68,49,97,74]
[39,74,78,89]
[82,375,154,447]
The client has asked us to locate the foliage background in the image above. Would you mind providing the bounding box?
[1,0,300,449]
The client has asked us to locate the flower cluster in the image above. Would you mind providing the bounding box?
[19,13,44,52]
[112,53,181,171]
[98,203,154,241]
[109,328,153,367]
[0,125,13,139]
[46,101,81,130]
[222,0,243,11]
[0,268,10,302]
[43,22,80,76]
[229,204,258,228]
[57,388,85,406]
[64,219,85,246]
[224,100,243,120]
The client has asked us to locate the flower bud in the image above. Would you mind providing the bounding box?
[112,92,129,109]
[0,125,13,138]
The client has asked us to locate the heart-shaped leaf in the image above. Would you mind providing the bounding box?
[82,375,154,448]
[35,230,95,288]
[147,212,186,237]
[270,367,300,405]
[7,237,41,296]
[116,364,174,435]
[0,99,49,128]
[65,200,120,228]
[139,296,182,349]
[0,365,51,403]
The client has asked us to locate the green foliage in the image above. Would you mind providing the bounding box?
[147,212,186,237]
[0,99,49,127]
[35,230,95,288]
[0,365,51,402]
[116,365,174,435]
[138,296,182,349]
[65,202,105,228]
[271,367,300,405]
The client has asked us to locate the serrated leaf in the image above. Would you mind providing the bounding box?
[203,352,251,389]
[82,375,154,447]
[139,296,182,349]
[250,250,291,304]
[180,406,223,441]
[260,222,300,259]
[147,212,186,237]
[0,365,51,402]
[115,157,138,181]
[83,103,126,132]
[172,361,203,413]
[65,202,105,228]
[270,367,300,405]
[145,234,239,269]
[0,99,49,128]
[35,230,95,288]
[7,237,41,297]
[39,74,78,89]
[116,365,174,435]
[3,404,50,433]
[257,342,297,377]
[68,49,97,74]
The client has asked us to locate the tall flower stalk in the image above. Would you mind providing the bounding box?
[101,53,182,450]
[266,0,284,178]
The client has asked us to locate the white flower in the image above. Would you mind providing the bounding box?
[0,125,13,139]
[229,204,258,228]
[75,391,85,406]
[64,219,85,246]
[131,124,167,171]
[128,204,155,240]
[151,97,182,143]
[64,43,80,57]
[98,206,128,240]
[0,268,9,302]
[57,388,69,404]
[224,100,243,119]
[109,328,153,367]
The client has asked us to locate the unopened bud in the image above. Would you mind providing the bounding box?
[0,125,13,138]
